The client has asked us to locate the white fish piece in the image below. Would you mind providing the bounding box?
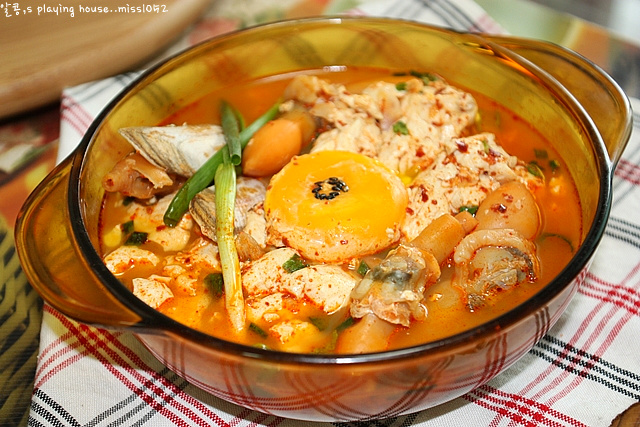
[119,124,226,177]
[189,177,267,241]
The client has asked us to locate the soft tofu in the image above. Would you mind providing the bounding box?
[289,265,357,314]
[132,275,173,308]
[161,238,222,296]
[242,248,357,314]
[402,133,538,241]
[126,193,193,252]
[104,246,159,275]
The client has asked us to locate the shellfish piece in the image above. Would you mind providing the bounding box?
[189,176,267,242]
[119,124,227,177]
[452,228,540,310]
[350,244,440,327]
[264,150,408,263]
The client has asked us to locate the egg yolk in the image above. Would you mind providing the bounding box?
[264,150,408,263]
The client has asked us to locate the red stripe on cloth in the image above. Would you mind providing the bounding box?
[580,263,640,316]
[614,159,640,185]
[467,385,587,427]
[500,271,635,411]
[36,307,232,426]
[61,95,95,136]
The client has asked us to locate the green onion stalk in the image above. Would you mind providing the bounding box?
[163,100,281,227]
[215,147,245,332]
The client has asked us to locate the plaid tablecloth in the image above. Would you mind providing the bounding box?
[28,0,640,426]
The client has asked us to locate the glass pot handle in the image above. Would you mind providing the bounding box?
[15,156,145,328]
[486,35,633,166]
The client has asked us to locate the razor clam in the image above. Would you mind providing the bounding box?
[119,124,227,178]
[190,177,267,241]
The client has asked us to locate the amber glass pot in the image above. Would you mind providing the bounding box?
[15,18,632,421]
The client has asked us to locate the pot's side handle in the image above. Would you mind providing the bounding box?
[15,156,144,328]
[485,35,633,166]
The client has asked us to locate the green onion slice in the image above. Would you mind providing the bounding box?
[220,100,242,166]
[163,100,281,227]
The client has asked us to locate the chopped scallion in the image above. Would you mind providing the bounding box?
[249,322,268,338]
[124,231,148,246]
[534,148,548,159]
[282,253,308,273]
[527,161,544,178]
[357,260,370,276]
[459,205,479,215]
[204,273,224,299]
[121,220,134,234]
[393,121,409,135]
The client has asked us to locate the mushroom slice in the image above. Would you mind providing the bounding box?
[350,245,440,327]
[452,228,540,310]
[189,177,266,241]
[119,124,227,177]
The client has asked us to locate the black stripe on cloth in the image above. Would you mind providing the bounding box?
[605,217,640,250]
[30,389,81,427]
[29,367,195,427]
[530,336,640,400]
[93,367,191,427]
[333,411,419,427]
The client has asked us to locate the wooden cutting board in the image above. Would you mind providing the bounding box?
[0,0,210,119]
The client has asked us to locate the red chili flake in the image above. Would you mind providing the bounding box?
[340,240,348,245]
[456,140,468,152]
[502,193,514,203]
[420,187,429,202]
[431,199,438,205]
[406,207,415,215]
[491,203,507,213]
[416,147,426,158]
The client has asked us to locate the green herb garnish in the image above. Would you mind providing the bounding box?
[121,220,134,234]
[409,70,438,84]
[204,273,224,298]
[249,322,268,338]
[357,260,370,276]
[124,231,148,246]
[459,205,479,215]
[395,82,407,91]
[527,161,544,178]
[549,159,560,172]
[336,317,356,332]
[393,121,409,135]
[282,253,308,273]
[534,148,548,159]
[309,317,326,331]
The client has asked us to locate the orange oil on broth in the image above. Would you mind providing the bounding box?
[99,67,582,352]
